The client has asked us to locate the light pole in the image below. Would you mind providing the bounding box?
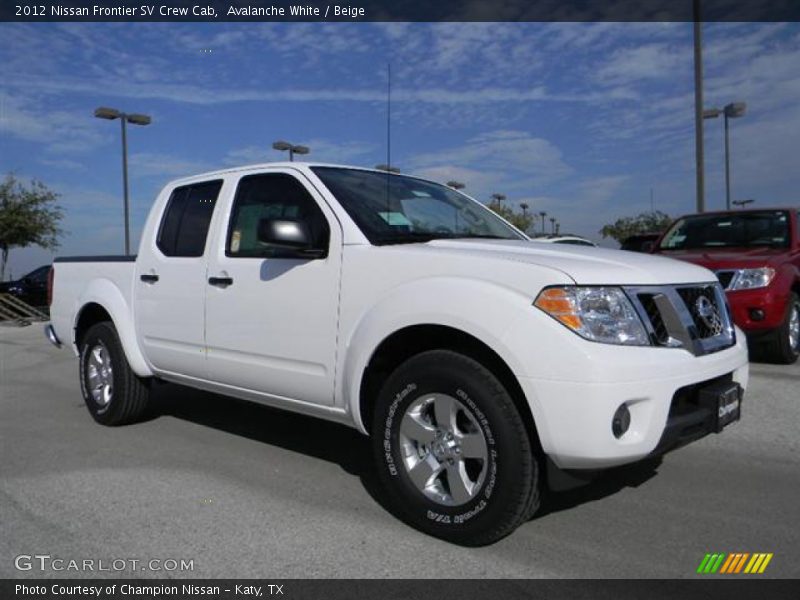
[375,164,401,173]
[447,180,465,190]
[693,0,705,213]
[519,203,530,233]
[539,211,547,234]
[703,102,746,210]
[94,107,151,255]
[273,140,309,161]
[733,198,755,208]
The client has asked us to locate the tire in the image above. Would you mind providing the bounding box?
[79,321,151,426]
[371,350,539,546]
[763,292,800,364]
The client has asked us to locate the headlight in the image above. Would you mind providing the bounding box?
[534,286,650,346]
[729,267,775,290]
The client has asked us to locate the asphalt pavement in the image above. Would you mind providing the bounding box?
[1,324,798,578]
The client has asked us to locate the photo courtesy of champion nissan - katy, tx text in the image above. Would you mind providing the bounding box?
[46,163,749,545]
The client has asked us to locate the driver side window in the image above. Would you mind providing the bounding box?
[226,173,330,258]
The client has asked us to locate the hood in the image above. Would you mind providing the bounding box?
[420,239,715,285]
[655,247,788,271]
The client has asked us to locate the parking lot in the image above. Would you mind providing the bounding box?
[1,324,798,578]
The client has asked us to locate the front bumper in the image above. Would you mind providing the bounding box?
[727,287,789,334]
[514,330,749,470]
[44,323,62,348]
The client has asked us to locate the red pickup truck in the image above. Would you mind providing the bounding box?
[653,208,800,364]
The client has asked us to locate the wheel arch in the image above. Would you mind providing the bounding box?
[357,324,542,452]
[73,280,152,377]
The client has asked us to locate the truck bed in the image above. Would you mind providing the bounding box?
[50,256,138,355]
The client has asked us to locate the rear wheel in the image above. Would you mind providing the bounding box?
[79,321,151,425]
[371,350,539,546]
[763,293,800,364]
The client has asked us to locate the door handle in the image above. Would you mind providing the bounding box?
[140,274,159,283]
[208,276,234,287]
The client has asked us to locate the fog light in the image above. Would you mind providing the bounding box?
[612,404,631,438]
[749,308,765,321]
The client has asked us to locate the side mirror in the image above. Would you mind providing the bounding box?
[641,241,655,253]
[256,218,325,258]
[257,218,311,248]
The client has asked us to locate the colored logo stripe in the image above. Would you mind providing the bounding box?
[698,553,773,574]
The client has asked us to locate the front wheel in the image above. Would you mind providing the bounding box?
[371,350,539,546]
[79,321,151,425]
[763,292,800,364]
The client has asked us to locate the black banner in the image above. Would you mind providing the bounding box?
[2,580,800,600]
[3,0,800,23]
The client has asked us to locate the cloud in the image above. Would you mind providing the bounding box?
[594,43,691,86]
[406,130,572,187]
[128,152,213,178]
[0,92,107,155]
[224,139,377,167]
[408,165,502,193]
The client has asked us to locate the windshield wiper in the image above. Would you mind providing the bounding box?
[374,233,442,245]
[453,234,508,240]
[374,232,513,245]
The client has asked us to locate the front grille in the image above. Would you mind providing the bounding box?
[638,293,668,344]
[676,285,725,339]
[716,270,735,289]
[626,283,734,356]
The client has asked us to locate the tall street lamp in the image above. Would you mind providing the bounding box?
[733,198,755,208]
[703,101,747,210]
[693,0,706,213]
[519,203,530,233]
[94,106,151,255]
[375,164,401,173]
[272,140,310,161]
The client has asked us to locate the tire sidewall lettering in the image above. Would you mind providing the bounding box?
[382,381,500,526]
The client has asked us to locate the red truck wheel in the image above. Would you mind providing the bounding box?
[764,292,800,364]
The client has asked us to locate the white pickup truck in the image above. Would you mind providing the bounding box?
[47,163,748,545]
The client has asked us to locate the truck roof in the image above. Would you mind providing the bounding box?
[165,162,411,187]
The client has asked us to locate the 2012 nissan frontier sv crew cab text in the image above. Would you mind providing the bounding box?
[46,163,749,545]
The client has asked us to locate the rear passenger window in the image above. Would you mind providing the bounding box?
[157,180,223,257]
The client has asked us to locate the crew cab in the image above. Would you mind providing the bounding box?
[653,209,800,364]
[47,163,749,545]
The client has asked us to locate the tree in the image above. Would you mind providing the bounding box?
[599,210,673,244]
[487,200,535,234]
[0,174,63,281]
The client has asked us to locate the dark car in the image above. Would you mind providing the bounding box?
[620,233,661,252]
[0,265,51,308]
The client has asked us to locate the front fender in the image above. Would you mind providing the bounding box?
[75,279,153,378]
[339,277,536,433]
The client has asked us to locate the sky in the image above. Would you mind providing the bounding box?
[1,21,800,277]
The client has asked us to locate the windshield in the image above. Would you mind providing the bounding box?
[311,167,525,245]
[659,211,790,250]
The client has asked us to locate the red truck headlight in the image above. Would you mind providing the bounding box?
[728,267,775,290]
